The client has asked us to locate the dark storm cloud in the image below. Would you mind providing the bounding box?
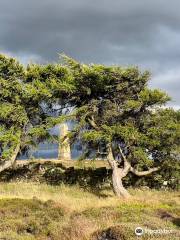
[0,0,180,106]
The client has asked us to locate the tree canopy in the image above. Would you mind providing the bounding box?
[59,56,180,197]
[0,55,72,171]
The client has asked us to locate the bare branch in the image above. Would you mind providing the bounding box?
[117,145,131,177]
[118,144,127,162]
[107,144,118,169]
[87,116,100,131]
[130,166,160,176]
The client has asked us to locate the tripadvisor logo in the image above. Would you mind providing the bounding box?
[135,227,144,236]
[135,227,174,236]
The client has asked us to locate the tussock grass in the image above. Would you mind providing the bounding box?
[0,182,179,239]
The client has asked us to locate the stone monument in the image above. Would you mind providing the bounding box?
[58,122,71,160]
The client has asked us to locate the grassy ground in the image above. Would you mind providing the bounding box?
[0,182,179,240]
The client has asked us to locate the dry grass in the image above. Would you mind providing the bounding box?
[0,182,179,240]
[0,182,118,212]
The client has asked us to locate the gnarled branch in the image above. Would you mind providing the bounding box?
[118,145,131,177]
[130,166,160,176]
[107,144,118,169]
[87,116,100,131]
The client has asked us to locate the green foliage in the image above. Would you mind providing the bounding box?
[26,63,75,101]
[0,54,26,160]
[139,88,171,106]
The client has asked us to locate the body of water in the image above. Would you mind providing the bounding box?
[19,142,82,160]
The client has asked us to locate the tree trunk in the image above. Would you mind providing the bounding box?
[107,145,131,198]
[112,166,131,198]
[0,143,20,173]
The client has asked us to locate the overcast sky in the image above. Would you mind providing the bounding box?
[0,0,179,108]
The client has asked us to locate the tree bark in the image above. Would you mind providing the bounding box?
[0,143,20,173]
[107,145,131,198]
[130,166,160,176]
[112,166,131,198]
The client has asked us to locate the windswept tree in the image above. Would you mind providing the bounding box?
[0,54,26,171]
[59,56,180,198]
[0,54,73,172]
